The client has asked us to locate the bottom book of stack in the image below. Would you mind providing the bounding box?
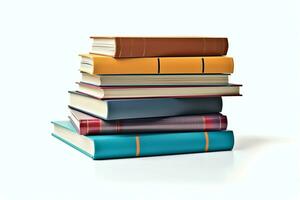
[52,113,234,160]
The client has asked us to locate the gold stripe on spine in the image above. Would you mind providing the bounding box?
[135,136,140,156]
[204,132,209,152]
[98,118,101,133]
[202,116,206,130]
[86,120,89,134]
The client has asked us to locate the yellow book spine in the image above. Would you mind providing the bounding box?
[160,57,203,74]
[203,57,234,74]
[93,55,157,74]
[80,54,234,75]
[160,57,234,74]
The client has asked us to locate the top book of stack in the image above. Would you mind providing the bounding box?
[90,36,228,58]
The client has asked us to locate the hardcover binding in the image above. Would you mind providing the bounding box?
[71,112,228,135]
[82,54,234,75]
[106,37,229,58]
[52,120,235,160]
[69,92,223,120]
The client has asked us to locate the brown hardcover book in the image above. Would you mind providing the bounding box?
[90,36,228,58]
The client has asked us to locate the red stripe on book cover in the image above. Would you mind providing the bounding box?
[203,115,226,130]
[80,119,101,135]
[80,120,87,135]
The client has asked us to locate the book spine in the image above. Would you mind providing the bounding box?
[114,38,228,58]
[107,97,222,120]
[159,57,234,74]
[92,56,157,75]
[80,114,227,135]
[92,131,234,159]
[90,55,234,75]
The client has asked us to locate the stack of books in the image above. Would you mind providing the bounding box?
[52,36,241,160]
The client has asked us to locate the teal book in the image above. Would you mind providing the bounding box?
[52,121,234,160]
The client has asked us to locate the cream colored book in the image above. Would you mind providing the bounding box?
[76,82,241,99]
[81,72,229,86]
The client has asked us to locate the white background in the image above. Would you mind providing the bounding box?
[0,0,299,199]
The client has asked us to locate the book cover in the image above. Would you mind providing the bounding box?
[90,36,228,58]
[69,108,228,135]
[52,121,234,160]
[80,54,234,75]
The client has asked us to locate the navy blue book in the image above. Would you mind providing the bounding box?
[69,91,223,120]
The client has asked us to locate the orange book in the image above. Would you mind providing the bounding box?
[80,54,234,75]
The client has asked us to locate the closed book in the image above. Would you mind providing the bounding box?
[81,72,229,86]
[77,82,241,99]
[52,121,234,160]
[80,54,234,75]
[90,36,228,58]
[69,91,223,120]
[69,108,228,135]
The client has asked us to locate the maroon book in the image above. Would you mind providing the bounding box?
[69,108,227,135]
